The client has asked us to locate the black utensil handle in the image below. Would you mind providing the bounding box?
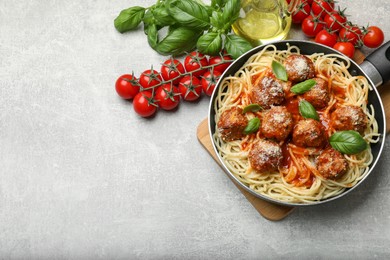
[364,41,390,84]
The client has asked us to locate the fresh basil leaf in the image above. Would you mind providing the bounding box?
[197,32,223,56]
[147,23,158,49]
[152,6,176,26]
[212,0,226,9]
[114,6,146,33]
[299,100,319,121]
[225,34,253,59]
[272,60,288,81]
[222,0,241,25]
[242,104,262,114]
[167,0,210,29]
[330,130,368,155]
[210,11,225,30]
[243,117,260,135]
[156,27,203,56]
[291,79,316,94]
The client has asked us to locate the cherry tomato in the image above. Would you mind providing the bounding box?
[324,12,347,32]
[184,52,209,77]
[139,69,162,90]
[201,70,222,96]
[311,0,335,18]
[339,25,363,46]
[291,0,311,24]
[363,26,385,48]
[133,91,158,117]
[209,54,233,73]
[154,84,180,111]
[301,15,324,37]
[314,29,337,47]
[179,75,202,101]
[306,0,313,4]
[333,42,355,59]
[115,74,140,100]
[160,58,185,85]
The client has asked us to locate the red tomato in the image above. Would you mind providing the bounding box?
[209,54,233,73]
[139,69,162,90]
[301,15,324,37]
[339,25,363,46]
[291,0,311,24]
[160,58,185,85]
[363,26,385,48]
[154,84,180,111]
[314,29,337,47]
[324,12,347,32]
[184,52,209,77]
[311,0,335,18]
[306,0,313,4]
[201,70,222,96]
[333,42,355,59]
[115,74,140,100]
[179,75,202,101]
[133,92,158,117]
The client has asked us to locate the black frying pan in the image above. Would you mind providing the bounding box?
[209,40,390,207]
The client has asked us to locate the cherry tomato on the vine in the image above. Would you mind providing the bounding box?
[209,54,233,73]
[139,69,162,90]
[315,29,337,47]
[311,0,335,18]
[184,52,209,77]
[201,70,222,96]
[133,91,158,118]
[333,42,355,59]
[301,15,324,37]
[291,0,311,24]
[324,11,347,32]
[363,26,385,48]
[154,84,180,111]
[179,75,202,101]
[339,25,363,46]
[160,58,185,85]
[115,74,140,100]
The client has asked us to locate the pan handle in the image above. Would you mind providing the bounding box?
[360,41,390,87]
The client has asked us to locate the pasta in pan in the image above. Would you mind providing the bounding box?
[213,44,380,203]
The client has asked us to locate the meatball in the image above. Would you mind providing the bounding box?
[292,119,326,147]
[302,78,330,109]
[217,107,248,142]
[331,105,368,135]
[317,148,348,180]
[284,54,316,83]
[261,106,293,142]
[249,139,282,173]
[251,76,288,109]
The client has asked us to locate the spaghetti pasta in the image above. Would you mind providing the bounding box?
[213,44,380,204]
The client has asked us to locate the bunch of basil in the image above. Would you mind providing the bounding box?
[114,0,253,58]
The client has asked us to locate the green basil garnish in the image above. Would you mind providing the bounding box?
[299,100,319,121]
[243,118,260,135]
[114,6,146,33]
[167,0,210,30]
[196,32,223,56]
[329,130,368,155]
[242,104,262,114]
[224,34,253,59]
[271,60,288,81]
[290,79,316,94]
[155,27,203,56]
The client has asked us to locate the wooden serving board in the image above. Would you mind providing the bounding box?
[197,50,390,221]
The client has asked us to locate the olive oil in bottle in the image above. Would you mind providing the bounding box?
[232,0,292,45]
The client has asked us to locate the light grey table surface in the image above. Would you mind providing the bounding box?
[1,0,390,259]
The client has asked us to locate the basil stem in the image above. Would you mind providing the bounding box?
[291,79,316,94]
[330,130,368,155]
[114,6,146,33]
[272,60,288,81]
[242,104,262,114]
[243,118,260,135]
[299,100,319,121]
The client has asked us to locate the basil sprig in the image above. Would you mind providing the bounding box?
[114,0,253,57]
[242,104,262,113]
[243,118,260,135]
[299,100,319,121]
[291,79,316,94]
[271,61,288,81]
[330,130,368,155]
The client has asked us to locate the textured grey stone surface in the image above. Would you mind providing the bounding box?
[1,0,390,259]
